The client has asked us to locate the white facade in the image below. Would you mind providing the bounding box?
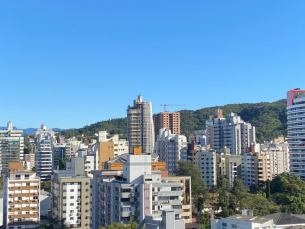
[127,95,155,154]
[208,113,256,155]
[189,147,217,188]
[287,89,305,179]
[0,121,24,175]
[90,155,189,228]
[3,171,40,229]
[154,129,187,175]
[34,125,55,181]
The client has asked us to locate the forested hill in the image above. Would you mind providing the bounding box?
[60,99,287,143]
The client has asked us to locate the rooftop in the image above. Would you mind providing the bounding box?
[226,214,273,224]
[264,213,305,226]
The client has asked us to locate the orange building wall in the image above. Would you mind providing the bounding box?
[99,142,114,170]
[8,162,23,171]
[130,146,142,155]
[108,161,166,171]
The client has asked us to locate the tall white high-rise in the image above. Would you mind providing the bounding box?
[287,89,305,179]
[206,110,256,155]
[154,128,187,175]
[34,124,55,181]
[127,95,154,154]
[0,121,24,175]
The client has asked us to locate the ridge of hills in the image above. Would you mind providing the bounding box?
[59,99,287,143]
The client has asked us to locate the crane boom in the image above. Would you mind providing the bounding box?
[160,104,187,112]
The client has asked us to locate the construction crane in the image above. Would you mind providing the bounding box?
[160,104,187,112]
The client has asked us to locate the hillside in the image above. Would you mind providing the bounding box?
[60,99,287,142]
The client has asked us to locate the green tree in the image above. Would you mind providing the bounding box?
[216,176,231,217]
[41,180,52,192]
[230,178,248,213]
[266,180,271,201]
[174,161,209,212]
[199,212,211,229]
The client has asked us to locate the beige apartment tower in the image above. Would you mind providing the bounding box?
[153,112,180,141]
[127,95,154,154]
[51,171,91,229]
[3,162,40,229]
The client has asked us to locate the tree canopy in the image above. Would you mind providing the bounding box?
[174,161,209,211]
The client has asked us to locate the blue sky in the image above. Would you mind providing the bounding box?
[0,1,304,129]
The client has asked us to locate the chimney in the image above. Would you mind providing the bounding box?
[211,209,215,220]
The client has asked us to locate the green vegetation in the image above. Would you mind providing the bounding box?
[99,221,142,229]
[36,219,70,229]
[174,161,209,212]
[269,173,305,214]
[41,180,51,192]
[215,176,280,217]
[59,99,287,143]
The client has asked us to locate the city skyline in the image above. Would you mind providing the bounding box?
[1,1,304,128]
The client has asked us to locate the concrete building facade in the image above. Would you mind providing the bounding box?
[206,110,256,155]
[127,95,154,154]
[51,171,91,229]
[34,125,55,181]
[154,129,187,175]
[287,89,305,179]
[153,112,180,141]
[90,154,190,228]
[145,210,185,229]
[189,130,206,146]
[241,152,272,187]
[3,162,40,229]
[216,148,242,186]
[98,131,129,170]
[0,121,24,175]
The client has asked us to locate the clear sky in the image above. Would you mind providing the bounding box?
[0,1,304,129]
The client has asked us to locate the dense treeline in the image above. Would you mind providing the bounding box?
[59,99,287,142]
[174,162,305,229]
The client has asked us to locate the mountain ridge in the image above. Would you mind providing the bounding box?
[59,99,287,143]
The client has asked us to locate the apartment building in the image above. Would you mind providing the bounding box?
[161,176,192,223]
[205,109,224,146]
[261,140,290,173]
[145,210,185,229]
[154,128,187,175]
[153,112,180,141]
[51,170,91,229]
[3,162,40,229]
[34,125,55,181]
[97,131,129,169]
[24,153,35,171]
[52,143,67,170]
[0,121,24,175]
[63,156,95,178]
[188,147,217,188]
[127,95,155,154]
[90,154,189,228]
[216,148,242,186]
[188,146,241,188]
[287,89,305,179]
[206,110,256,155]
[189,130,206,146]
[241,152,271,187]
